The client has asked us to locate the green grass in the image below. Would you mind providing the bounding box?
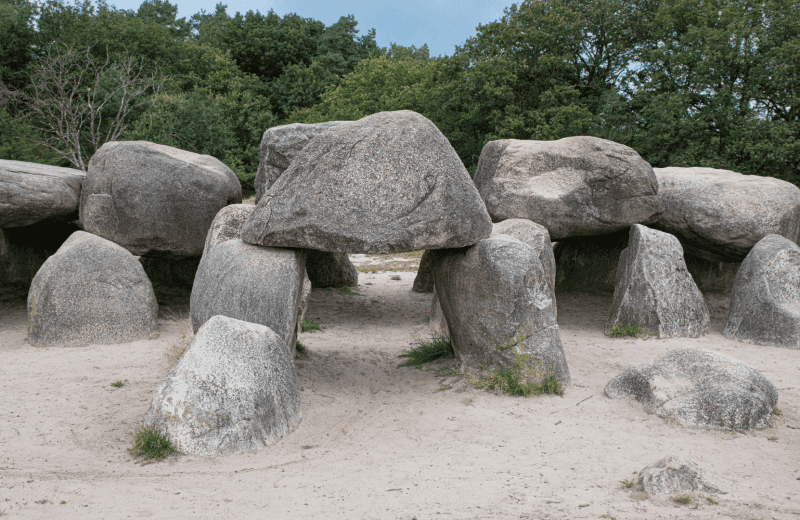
[470,355,564,397]
[706,497,718,505]
[772,407,782,416]
[620,479,635,489]
[398,335,455,368]
[608,322,650,338]
[296,340,308,354]
[338,285,363,296]
[131,424,180,461]
[673,496,691,504]
[111,380,124,388]
[300,318,323,332]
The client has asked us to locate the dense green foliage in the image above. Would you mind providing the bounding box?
[0,0,797,186]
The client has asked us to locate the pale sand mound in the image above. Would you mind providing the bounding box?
[1,273,799,519]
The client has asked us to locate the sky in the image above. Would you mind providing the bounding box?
[109,0,510,57]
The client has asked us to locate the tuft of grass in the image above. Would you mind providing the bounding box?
[296,340,308,354]
[471,355,563,397]
[673,496,692,504]
[111,380,124,388]
[131,424,180,461]
[608,322,650,339]
[620,479,635,489]
[706,497,718,505]
[772,407,782,416]
[300,318,323,332]
[338,285,363,296]
[398,335,455,368]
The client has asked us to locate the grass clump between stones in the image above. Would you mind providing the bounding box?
[470,354,563,397]
[131,423,179,461]
[398,335,455,368]
[608,322,650,339]
[673,495,692,504]
[296,340,308,354]
[300,318,323,332]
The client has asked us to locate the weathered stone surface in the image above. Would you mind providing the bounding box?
[255,121,348,203]
[0,159,85,228]
[295,269,312,356]
[190,239,305,348]
[412,250,434,293]
[606,224,709,338]
[145,315,301,457]
[241,110,493,253]
[605,347,778,430]
[0,221,80,287]
[305,250,358,288]
[492,219,556,317]
[80,141,242,257]
[27,231,158,347]
[202,204,255,258]
[430,235,570,386]
[653,167,800,261]
[723,235,800,348]
[473,137,662,240]
[638,456,723,496]
[428,288,449,339]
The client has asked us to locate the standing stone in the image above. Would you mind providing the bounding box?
[723,235,800,348]
[430,235,570,386]
[27,231,158,347]
[80,141,242,257]
[473,137,662,240]
[190,239,305,349]
[606,224,709,338]
[0,159,85,228]
[241,110,493,253]
[202,204,255,258]
[653,167,800,261]
[145,315,301,457]
[605,347,778,430]
[255,121,348,203]
[412,250,434,293]
[304,250,358,288]
[492,219,556,318]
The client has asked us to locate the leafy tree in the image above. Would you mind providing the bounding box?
[0,0,36,89]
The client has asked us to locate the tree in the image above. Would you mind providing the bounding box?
[0,0,36,89]
[0,43,166,170]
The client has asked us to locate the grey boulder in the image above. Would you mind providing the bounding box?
[190,239,305,349]
[202,204,255,258]
[80,141,242,257]
[27,231,158,347]
[605,347,778,430]
[492,219,556,317]
[606,224,709,338]
[241,110,493,253]
[145,315,301,457]
[0,160,85,228]
[723,234,800,348]
[430,234,570,386]
[412,250,434,293]
[638,456,723,496]
[653,167,800,261]
[305,250,358,288]
[255,121,348,203]
[473,137,662,240]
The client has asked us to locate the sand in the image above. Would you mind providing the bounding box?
[1,269,799,519]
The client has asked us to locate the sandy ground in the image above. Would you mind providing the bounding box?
[1,269,799,520]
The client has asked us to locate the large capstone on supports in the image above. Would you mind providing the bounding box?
[723,234,800,348]
[27,231,158,347]
[430,234,570,387]
[241,110,492,253]
[472,137,662,240]
[606,224,709,338]
[145,315,301,457]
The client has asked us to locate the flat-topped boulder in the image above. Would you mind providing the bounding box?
[241,110,493,253]
[724,235,800,348]
[80,141,242,257]
[190,239,306,349]
[27,231,158,347]
[606,225,709,338]
[472,137,662,240]
[255,121,349,203]
[0,159,85,228]
[606,347,778,430]
[430,234,570,387]
[145,315,301,456]
[653,167,800,261]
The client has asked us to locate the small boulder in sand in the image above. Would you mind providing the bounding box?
[145,315,301,457]
[606,347,778,430]
[637,456,723,496]
[27,231,157,347]
[723,234,800,348]
[430,234,570,386]
[190,239,305,349]
[606,224,709,338]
